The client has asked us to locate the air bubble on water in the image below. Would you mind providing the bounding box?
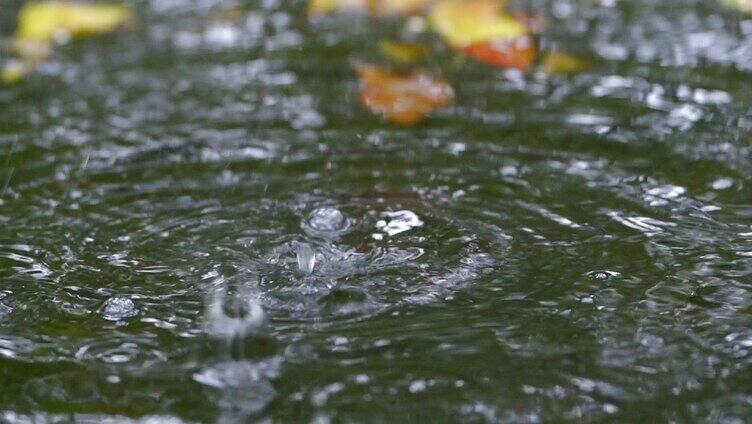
[295,242,316,275]
[376,210,424,236]
[205,290,265,340]
[303,207,350,238]
[101,297,137,321]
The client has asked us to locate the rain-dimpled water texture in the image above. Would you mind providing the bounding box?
[3,0,752,422]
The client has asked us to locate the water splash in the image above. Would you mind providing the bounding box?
[204,289,265,340]
[101,297,137,321]
[295,242,316,275]
[303,207,351,238]
[375,210,424,237]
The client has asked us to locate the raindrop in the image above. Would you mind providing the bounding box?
[101,297,137,321]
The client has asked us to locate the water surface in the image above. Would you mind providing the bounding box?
[2,0,752,421]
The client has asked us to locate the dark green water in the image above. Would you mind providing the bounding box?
[3,0,752,422]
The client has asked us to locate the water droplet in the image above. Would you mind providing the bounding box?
[303,207,350,237]
[295,242,316,274]
[101,297,137,321]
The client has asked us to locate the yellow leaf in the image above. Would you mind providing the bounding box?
[379,41,430,63]
[15,2,133,44]
[429,0,528,47]
[542,51,589,75]
[1,61,29,85]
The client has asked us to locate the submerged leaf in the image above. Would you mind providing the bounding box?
[357,64,453,125]
[430,0,528,47]
[379,41,430,63]
[542,51,589,75]
[15,2,133,44]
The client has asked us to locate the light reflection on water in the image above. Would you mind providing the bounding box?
[2,0,752,421]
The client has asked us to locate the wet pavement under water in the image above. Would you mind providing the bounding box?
[2,0,752,422]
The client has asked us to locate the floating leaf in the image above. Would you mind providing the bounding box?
[430,0,528,48]
[379,41,430,63]
[462,38,536,71]
[15,2,133,44]
[542,51,589,75]
[357,64,453,125]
